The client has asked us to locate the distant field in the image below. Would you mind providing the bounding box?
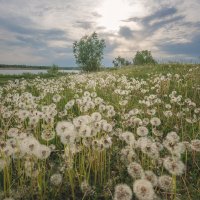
[0,64,200,200]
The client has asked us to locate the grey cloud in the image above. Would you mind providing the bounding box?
[0,16,69,47]
[121,7,184,39]
[119,26,133,39]
[159,34,200,57]
[125,7,178,23]
[143,7,177,23]
[0,16,67,39]
[75,21,94,29]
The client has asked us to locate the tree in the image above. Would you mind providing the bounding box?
[133,50,157,65]
[73,32,106,71]
[112,56,131,67]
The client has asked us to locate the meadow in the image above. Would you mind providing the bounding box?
[0,64,200,200]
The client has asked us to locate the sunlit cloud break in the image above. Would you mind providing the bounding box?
[0,0,200,66]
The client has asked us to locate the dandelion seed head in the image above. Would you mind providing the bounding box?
[50,173,62,186]
[133,179,154,200]
[114,184,132,200]
[137,126,149,137]
[158,175,172,191]
[128,162,144,179]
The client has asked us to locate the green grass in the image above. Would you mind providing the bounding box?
[0,63,200,200]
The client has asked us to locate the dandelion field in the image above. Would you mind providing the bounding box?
[0,64,200,200]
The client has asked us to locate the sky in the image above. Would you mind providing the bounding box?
[0,0,200,67]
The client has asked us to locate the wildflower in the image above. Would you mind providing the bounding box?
[80,180,92,194]
[152,128,163,137]
[137,126,149,137]
[163,157,185,176]
[142,118,150,126]
[133,179,154,200]
[163,111,173,117]
[65,100,75,109]
[60,133,76,145]
[35,145,51,160]
[41,130,55,141]
[119,100,128,106]
[52,94,61,103]
[84,91,90,97]
[121,131,135,145]
[165,104,172,109]
[50,173,62,186]
[95,97,103,105]
[166,132,180,143]
[99,104,106,112]
[56,121,75,136]
[20,137,40,155]
[132,117,143,126]
[120,147,137,163]
[191,139,200,152]
[91,112,102,122]
[140,140,159,159]
[147,109,156,116]
[127,162,144,179]
[79,124,92,137]
[102,123,113,132]
[114,184,132,200]
[102,136,112,148]
[158,175,172,191]
[107,109,116,117]
[129,109,139,115]
[150,117,161,126]
[143,171,158,187]
[91,92,97,98]
[7,128,19,138]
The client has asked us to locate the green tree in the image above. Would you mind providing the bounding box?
[133,50,157,65]
[113,56,131,67]
[73,32,106,71]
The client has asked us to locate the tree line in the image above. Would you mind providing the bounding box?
[73,32,157,72]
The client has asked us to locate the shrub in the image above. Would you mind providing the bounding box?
[133,50,157,65]
[113,56,131,67]
[47,64,59,75]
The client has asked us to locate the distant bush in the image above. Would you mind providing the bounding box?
[133,50,157,65]
[47,64,59,75]
[112,56,131,67]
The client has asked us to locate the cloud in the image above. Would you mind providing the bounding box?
[119,26,133,39]
[0,0,200,66]
[75,21,94,29]
[159,34,200,57]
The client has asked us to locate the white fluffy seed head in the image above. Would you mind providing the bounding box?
[163,157,185,176]
[137,126,149,137]
[133,179,154,200]
[158,175,172,191]
[50,173,62,186]
[150,117,161,126]
[114,184,132,200]
[191,139,200,152]
[127,162,144,179]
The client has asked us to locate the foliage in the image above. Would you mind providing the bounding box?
[133,50,157,65]
[47,64,59,75]
[112,56,131,67]
[73,32,106,71]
